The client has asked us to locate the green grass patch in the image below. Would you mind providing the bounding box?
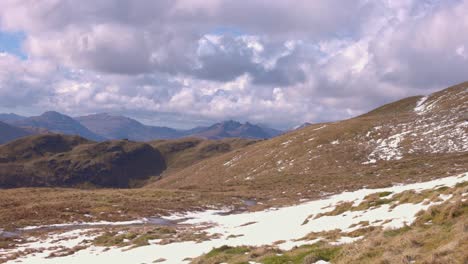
[377,191,393,197]
[93,232,136,247]
[205,245,251,258]
[435,186,449,191]
[454,181,468,188]
[261,244,341,264]
[384,225,411,237]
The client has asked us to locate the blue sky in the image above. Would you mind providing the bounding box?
[0,31,25,59]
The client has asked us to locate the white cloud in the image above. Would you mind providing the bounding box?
[0,0,466,128]
[0,53,55,108]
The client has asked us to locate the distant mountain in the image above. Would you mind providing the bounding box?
[189,120,281,139]
[77,114,281,141]
[0,113,26,123]
[12,111,105,141]
[182,125,211,136]
[258,124,283,137]
[0,121,32,144]
[292,122,312,130]
[76,113,183,141]
[2,111,282,142]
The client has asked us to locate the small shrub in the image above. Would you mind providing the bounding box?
[377,191,393,197]
[384,225,411,237]
[205,245,250,258]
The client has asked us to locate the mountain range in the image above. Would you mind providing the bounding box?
[9,111,105,141]
[2,82,465,191]
[0,82,467,264]
[0,112,282,144]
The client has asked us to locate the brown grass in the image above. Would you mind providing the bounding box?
[334,185,468,264]
[191,181,468,264]
[0,187,243,230]
[149,83,467,208]
[151,118,467,209]
[149,137,256,175]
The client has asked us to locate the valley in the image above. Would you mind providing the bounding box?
[2,1,468,263]
[0,82,467,264]
[1,173,466,263]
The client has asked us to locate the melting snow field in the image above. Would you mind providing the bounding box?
[3,172,468,264]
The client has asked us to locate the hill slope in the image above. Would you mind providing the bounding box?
[292,122,312,131]
[152,82,468,203]
[0,121,32,144]
[12,111,105,141]
[150,137,257,174]
[0,134,166,188]
[0,134,254,189]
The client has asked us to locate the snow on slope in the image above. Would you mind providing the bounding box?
[363,87,468,163]
[414,96,429,114]
[4,172,467,264]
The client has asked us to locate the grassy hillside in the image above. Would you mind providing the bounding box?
[151,83,468,207]
[192,180,468,264]
[0,187,240,230]
[0,134,166,188]
[0,134,256,190]
[150,137,257,174]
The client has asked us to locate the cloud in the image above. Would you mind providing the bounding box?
[0,0,374,77]
[370,0,468,89]
[193,35,308,86]
[25,24,154,74]
[0,0,466,128]
[0,53,55,108]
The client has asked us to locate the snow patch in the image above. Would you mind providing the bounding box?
[8,172,468,264]
[365,131,409,163]
[224,155,243,167]
[414,96,428,114]
[313,125,327,131]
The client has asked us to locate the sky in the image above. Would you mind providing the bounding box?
[0,0,467,129]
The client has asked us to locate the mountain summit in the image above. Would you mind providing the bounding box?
[12,111,105,141]
[189,120,282,139]
[77,115,281,141]
[0,113,26,123]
